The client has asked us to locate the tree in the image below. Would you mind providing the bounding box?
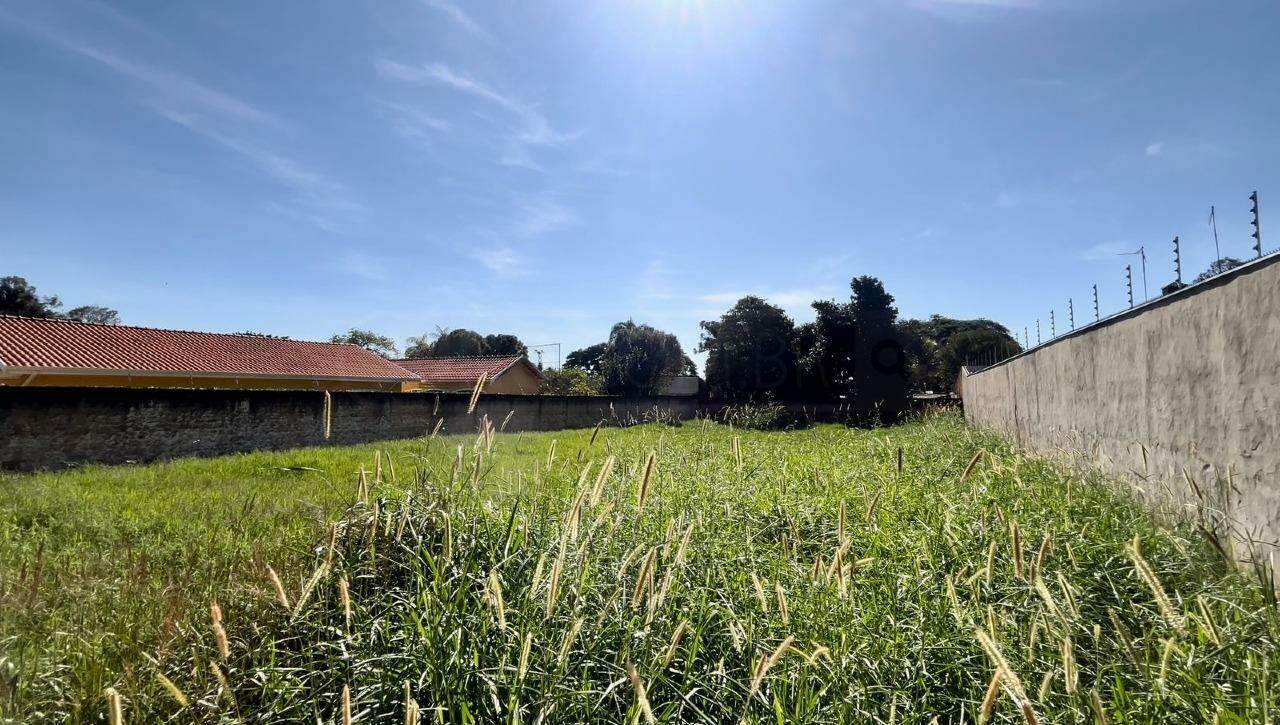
[597,321,688,397]
[798,276,910,420]
[539,367,603,396]
[330,328,398,358]
[565,342,608,376]
[934,329,1021,388]
[699,296,798,400]
[427,328,486,357]
[483,334,528,357]
[1194,257,1245,283]
[898,315,1019,392]
[404,328,528,358]
[65,305,121,325]
[0,276,62,318]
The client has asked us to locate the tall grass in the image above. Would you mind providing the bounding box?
[3,412,1278,722]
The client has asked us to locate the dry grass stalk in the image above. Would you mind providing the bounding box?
[1196,595,1221,646]
[590,455,616,506]
[403,681,420,725]
[341,684,352,725]
[1032,533,1052,579]
[985,541,997,586]
[1033,576,1067,627]
[776,582,791,625]
[430,418,444,438]
[975,628,1036,722]
[546,439,557,471]
[265,564,290,609]
[961,450,985,482]
[631,547,658,609]
[322,390,332,440]
[375,450,383,484]
[154,670,189,708]
[210,601,230,661]
[547,539,567,617]
[293,561,330,618]
[1009,522,1024,580]
[865,489,883,521]
[1061,634,1078,695]
[518,632,533,682]
[387,452,397,482]
[558,617,584,669]
[978,667,1002,724]
[486,569,507,630]
[1089,688,1109,724]
[838,500,847,543]
[338,576,352,628]
[636,452,657,515]
[751,572,770,612]
[626,662,656,724]
[210,660,237,709]
[467,372,488,414]
[732,436,742,473]
[105,686,124,725]
[663,620,691,666]
[749,636,796,698]
[1126,536,1183,630]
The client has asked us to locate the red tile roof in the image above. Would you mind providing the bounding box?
[0,315,418,382]
[393,355,541,385]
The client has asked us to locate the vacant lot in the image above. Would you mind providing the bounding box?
[2,412,1277,723]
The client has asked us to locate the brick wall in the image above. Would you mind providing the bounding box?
[0,388,698,470]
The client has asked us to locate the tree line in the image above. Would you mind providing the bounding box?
[4,273,1025,412]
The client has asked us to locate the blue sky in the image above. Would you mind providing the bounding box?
[3,0,1278,366]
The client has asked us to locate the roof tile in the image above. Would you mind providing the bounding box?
[0,315,417,381]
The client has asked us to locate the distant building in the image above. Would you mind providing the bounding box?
[394,355,544,395]
[0,314,420,391]
[656,374,703,397]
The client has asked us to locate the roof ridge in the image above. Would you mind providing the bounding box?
[0,313,357,349]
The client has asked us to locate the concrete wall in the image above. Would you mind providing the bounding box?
[0,388,698,470]
[963,254,1280,558]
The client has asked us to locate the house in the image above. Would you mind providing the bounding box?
[0,315,420,392]
[393,355,544,395]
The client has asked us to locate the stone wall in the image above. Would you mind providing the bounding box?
[0,388,698,470]
[963,254,1280,559]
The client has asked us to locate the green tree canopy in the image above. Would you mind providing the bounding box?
[539,367,603,396]
[699,296,798,400]
[330,328,398,358]
[898,315,1020,392]
[1,276,61,317]
[65,305,121,325]
[797,276,910,419]
[2,276,121,324]
[1193,257,1245,283]
[565,342,608,375]
[594,321,689,397]
[404,328,527,358]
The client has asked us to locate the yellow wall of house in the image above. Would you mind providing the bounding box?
[485,365,543,394]
[425,365,543,395]
[0,373,419,392]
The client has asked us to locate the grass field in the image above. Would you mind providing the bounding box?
[2,412,1278,723]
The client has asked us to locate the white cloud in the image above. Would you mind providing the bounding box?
[4,13,279,127]
[375,60,578,167]
[1145,142,1164,157]
[472,246,530,277]
[158,109,363,231]
[420,0,491,41]
[375,99,450,142]
[514,197,576,236]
